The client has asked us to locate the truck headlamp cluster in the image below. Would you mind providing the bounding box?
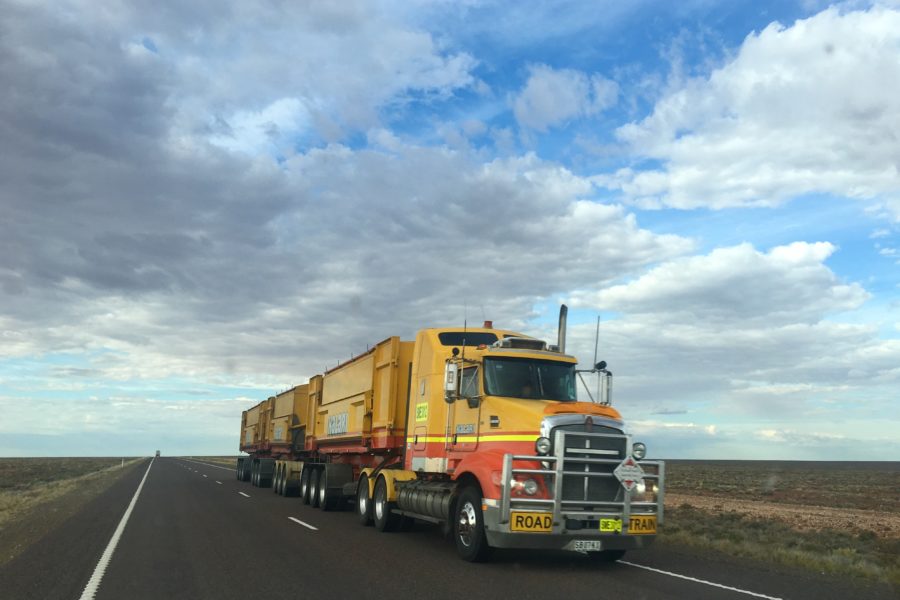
[523,478,539,496]
[535,437,551,455]
[632,442,647,460]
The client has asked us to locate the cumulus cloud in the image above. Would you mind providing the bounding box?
[599,6,900,218]
[513,65,619,131]
[572,242,869,325]
[564,241,898,441]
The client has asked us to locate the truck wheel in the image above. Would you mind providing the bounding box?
[309,468,321,508]
[588,549,626,563]
[300,468,312,504]
[356,475,372,526]
[318,469,338,511]
[251,463,258,486]
[454,487,492,562]
[373,476,400,532]
[273,465,281,494]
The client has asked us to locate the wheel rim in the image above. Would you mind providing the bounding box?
[457,501,477,547]
[319,475,327,505]
[357,479,368,516]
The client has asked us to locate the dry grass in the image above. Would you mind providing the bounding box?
[660,460,900,585]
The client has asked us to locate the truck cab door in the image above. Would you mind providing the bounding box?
[450,366,480,452]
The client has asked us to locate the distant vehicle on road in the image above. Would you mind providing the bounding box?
[237,306,664,562]
[155,450,161,457]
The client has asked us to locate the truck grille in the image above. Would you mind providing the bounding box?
[556,430,626,505]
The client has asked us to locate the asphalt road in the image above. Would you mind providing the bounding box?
[0,457,893,600]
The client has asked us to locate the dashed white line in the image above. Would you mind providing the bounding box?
[202,474,208,478]
[288,517,318,531]
[216,481,222,485]
[620,561,783,600]
[238,492,250,498]
[181,458,235,471]
[79,458,154,600]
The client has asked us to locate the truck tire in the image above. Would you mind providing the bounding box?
[251,462,258,486]
[273,465,281,494]
[318,467,338,511]
[454,487,492,562]
[373,476,401,532]
[356,475,372,526]
[309,468,321,508]
[300,468,312,504]
[587,549,626,563]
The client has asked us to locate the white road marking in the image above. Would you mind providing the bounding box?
[239,492,250,498]
[79,458,154,600]
[181,458,235,471]
[288,517,318,531]
[216,481,222,485]
[202,474,208,478]
[621,561,783,600]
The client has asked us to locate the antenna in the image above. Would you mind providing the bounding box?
[593,315,600,366]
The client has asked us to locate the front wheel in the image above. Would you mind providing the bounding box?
[454,487,492,562]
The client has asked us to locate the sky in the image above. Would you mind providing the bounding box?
[1,0,898,459]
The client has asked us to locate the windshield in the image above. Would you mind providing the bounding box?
[483,357,576,401]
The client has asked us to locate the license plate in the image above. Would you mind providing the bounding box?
[510,511,553,532]
[574,540,602,552]
[628,515,657,534]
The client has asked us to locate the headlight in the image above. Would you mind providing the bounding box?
[535,437,551,455]
[635,480,646,494]
[633,442,646,460]
[523,479,539,496]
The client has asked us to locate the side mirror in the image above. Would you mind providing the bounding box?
[444,362,458,404]
[466,396,480,409]
[595,360,607,371]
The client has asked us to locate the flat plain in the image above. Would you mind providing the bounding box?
[661,460,900,585]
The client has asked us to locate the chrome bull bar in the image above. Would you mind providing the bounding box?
[499,430,665,530]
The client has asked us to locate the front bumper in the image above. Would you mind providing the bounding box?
[483,504,657,551]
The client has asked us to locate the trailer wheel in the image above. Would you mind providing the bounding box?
[309,468,321,508]
[454,487,492,562]
[273,465,281,494]
[276,465,285,495]
[356,475,372,526]
[251,462,258,486]
[587,550,626,563]
[318,468,338,511]
[373,476,401,532]
[300,468,312,504]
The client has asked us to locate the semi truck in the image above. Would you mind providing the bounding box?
[236,306,664,562]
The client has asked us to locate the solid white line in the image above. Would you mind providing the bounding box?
[288,517,318,531]
[238,492,250,498]
[180,458,235,471]
[79,458,154,600]
[620,561,783,600]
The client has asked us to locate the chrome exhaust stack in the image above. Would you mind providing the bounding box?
[557,304,567,354]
